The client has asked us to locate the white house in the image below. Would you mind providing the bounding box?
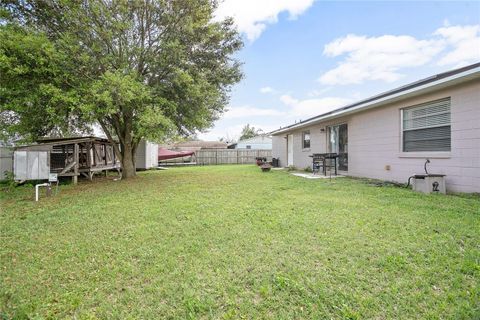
[232,135,272,149]
[271,63,480,193]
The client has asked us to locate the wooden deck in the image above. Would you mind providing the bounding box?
[16,136,120,184]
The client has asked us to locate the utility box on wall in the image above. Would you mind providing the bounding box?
[13,151,50,180]
[412,174,446,194]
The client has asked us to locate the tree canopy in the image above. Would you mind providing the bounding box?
[0,24,88,140]
[0,0,243,177]
[239,124,263,141]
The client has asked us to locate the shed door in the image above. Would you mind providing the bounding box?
[287,134,293,166]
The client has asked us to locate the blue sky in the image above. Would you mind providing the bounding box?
[199,1,480,141]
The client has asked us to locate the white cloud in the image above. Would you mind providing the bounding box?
[224,105,285,119]
[280,94,352,118]
[434,24,480,68]
[279,94,297,106]
[319,34,444,85]
[260,86,276,94]
[319,24,480,85]
[307,87,332,97]
[215,0,316,41]
[198,94,353,141]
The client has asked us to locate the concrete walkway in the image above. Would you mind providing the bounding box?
[290,172,345,179]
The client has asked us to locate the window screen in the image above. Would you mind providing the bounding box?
[402,98,451,152]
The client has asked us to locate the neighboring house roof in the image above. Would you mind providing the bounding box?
[227,142,237,148]
[36,136,111,144]
[172,140,228,149]
[16,136,114,149]
[237,135,272,145]
[271,62,480,135]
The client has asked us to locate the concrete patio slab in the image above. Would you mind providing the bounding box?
[290,173,345,179]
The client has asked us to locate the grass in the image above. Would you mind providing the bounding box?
[1,165,479,319]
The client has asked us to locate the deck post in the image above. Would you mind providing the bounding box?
[86,142,91,168]
[104,144,107,165]
[73,143,79,185]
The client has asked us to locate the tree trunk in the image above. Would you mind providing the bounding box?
[98,117,138,180]
[121,142,136,179]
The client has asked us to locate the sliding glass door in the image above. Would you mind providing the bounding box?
[328,123,348,171]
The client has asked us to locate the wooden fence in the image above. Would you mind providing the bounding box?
[195,149,272,165]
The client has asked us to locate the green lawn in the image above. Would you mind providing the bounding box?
[1,165,479,319]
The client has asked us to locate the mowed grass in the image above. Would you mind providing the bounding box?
[1,165,479,319]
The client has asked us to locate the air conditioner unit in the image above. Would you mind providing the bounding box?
[411,174,446,194]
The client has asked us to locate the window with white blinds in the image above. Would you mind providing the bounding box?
[402,98,451,152]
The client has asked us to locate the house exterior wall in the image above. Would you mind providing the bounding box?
[272,116,352,169]
[236,136,272,149]
[272,79,480,193]
[272,135,287,167]
[236,142,272,149]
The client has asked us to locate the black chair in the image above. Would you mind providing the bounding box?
[312,156,325,175]
[310,153,338,176]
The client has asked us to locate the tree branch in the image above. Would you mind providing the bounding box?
[98,118,122,162]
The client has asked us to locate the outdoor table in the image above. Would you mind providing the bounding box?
[309,153,338,176]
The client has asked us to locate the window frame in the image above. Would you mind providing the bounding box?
[302,130,311,150]
[400,97,451,154]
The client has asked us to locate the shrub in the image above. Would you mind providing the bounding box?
[0,171,17,192]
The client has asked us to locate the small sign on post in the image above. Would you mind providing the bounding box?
[47,173,59,198]
[48,173,58,183]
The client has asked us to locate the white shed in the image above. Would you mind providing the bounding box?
[235,135,272,150]
[135,140,158,170]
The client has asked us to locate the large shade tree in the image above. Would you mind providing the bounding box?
[0,0,243,178]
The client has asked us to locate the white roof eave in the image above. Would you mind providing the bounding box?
[272,66,480,135]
